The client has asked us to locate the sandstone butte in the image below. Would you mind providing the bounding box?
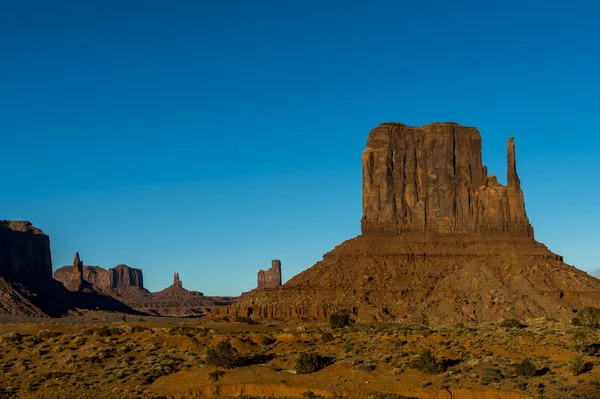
[54,254,150,298]
[258,259,283,289]
[216,122,600,323]
[0,222,137,316]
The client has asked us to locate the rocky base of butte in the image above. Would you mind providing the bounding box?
[216,122,600,323]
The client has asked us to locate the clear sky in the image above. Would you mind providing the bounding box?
[1,1,599,295]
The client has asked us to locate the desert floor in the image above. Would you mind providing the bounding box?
[0,313,599,399]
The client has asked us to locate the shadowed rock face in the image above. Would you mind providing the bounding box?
[0,221,52,284]
[215,122,600,323]
[54,262,148,297]
[258,260,282,289]
[361,123,532,236]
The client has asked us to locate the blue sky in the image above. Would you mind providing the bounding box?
[1,1,599,294]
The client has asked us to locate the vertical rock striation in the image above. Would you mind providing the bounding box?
[361,123,532,236]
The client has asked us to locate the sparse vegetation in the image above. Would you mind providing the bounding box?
[0,316,598,398]
[499,318,525,329]
[570,356,591,376]
[234,316,259,325]
[206,340,240,369]
[321,331,334,342]
[329,311,353,329]
[295,351,333,374]
[411,349,445,374]
[208,369,225,381]
[514,358,537,377]
[575,307,600,328]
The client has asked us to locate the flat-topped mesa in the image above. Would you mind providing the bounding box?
[54,260,148,297]
[361,122,533,236]
[257,260,282,289]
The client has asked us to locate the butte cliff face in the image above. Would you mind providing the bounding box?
[216,122,600,323]
[54,257,149,297]
[0,221,52,284]
[258,260,282,289]
[361,123,532,236]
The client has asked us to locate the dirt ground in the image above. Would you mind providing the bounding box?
[0,314,599,399]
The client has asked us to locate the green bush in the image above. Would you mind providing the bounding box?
[575,307,600,328]
[411,349,445,374]
[499,318,524,329]
[208,369,225,381]
[329,311,353,329]
[206,340,240,369]
[570,356,591,376]
[321,331,334,343]
[514,358,537,377]
[295,352,333,374]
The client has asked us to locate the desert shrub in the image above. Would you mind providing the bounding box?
[499,318,524,329]
[514,358,537,377]
[480,367,504,385]
[572,317,582,326]
[208,369,225,381]
[206,340,240,369]
[95,327,123,337]
[358,363,376,372]
[234,316,258,325]
[570,356,591,376]
[411,349,445,374]
[37,330,61,339]
[321,331,334,343]
[260,335,276,345]
[329,311,353,329]
[2,332,22,346]
[295,352,333,374]
[576,307,600,328]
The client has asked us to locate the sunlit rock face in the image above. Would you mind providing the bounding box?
[361,122,531,236]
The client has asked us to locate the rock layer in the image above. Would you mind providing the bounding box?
[216,122,600,323]
[258,260,282,289]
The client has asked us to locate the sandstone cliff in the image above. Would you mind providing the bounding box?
[258,260,282,289]
[215,122,600,323]
[0,221,52,284]
[361,123,531,236]
[54,259,149,297]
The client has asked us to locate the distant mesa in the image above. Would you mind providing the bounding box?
[153,272,203,297]
[54,254,150,298]
[216,122,600,323]
[127,272,238,317]
[257,260,282,289]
